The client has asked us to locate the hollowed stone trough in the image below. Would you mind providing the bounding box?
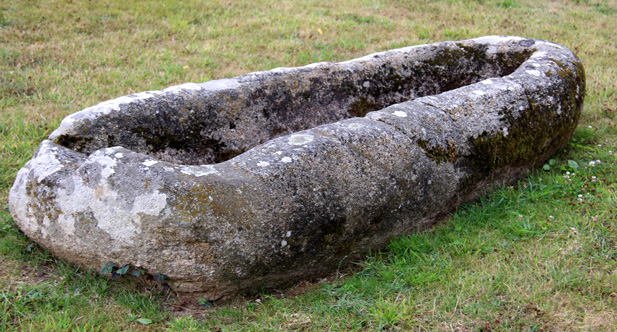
[10,36,584,300]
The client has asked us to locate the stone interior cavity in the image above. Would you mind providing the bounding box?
[51,41,533,165]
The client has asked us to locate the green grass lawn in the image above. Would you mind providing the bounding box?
[1,0,616,330]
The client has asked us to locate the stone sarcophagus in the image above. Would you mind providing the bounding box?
[10,36,584,299]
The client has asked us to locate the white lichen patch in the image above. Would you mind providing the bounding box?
[289,134,314,146]
[106,92,158,111]
[54,162,167,244]
[342,51,387,64]
[131,191,168,215]
[163,82,203,93]
[142,160,158,167]
[302,61,329,69]
[536,40,564,49]
[393,111,407,118]
[473,90,486,96]
[180,165,218,177]
[114,153,124,158]
[32,142,63,183]
[281,157,292,163]
[346,122,364,130]
[366,112,383,121]
[480,79,494,85]
[257,161,270,167]
[525,70,542,77]
[92,155,117,179]
[54,175,115,240]
[530,51,548,59]
[56,213,77,236]
[490,80,512,91]
[43,215,51,228]
[8,166,38,235]
[48,115,78,139]
[472,35,525,44]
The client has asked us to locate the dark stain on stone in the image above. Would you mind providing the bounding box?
[349,96,382,117]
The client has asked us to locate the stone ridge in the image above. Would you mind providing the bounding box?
[10,36,584,300]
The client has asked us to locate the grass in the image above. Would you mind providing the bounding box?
[1,0,617,330]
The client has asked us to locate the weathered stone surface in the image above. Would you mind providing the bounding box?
[9,36,584,299]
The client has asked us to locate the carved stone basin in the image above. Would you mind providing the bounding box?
[9,36,584,300]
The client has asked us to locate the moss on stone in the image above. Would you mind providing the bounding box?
[547,57,572,80]
[349,96,382,117]
[470,101,575,175]
[492,48,536,75]
[415,138,453,164]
